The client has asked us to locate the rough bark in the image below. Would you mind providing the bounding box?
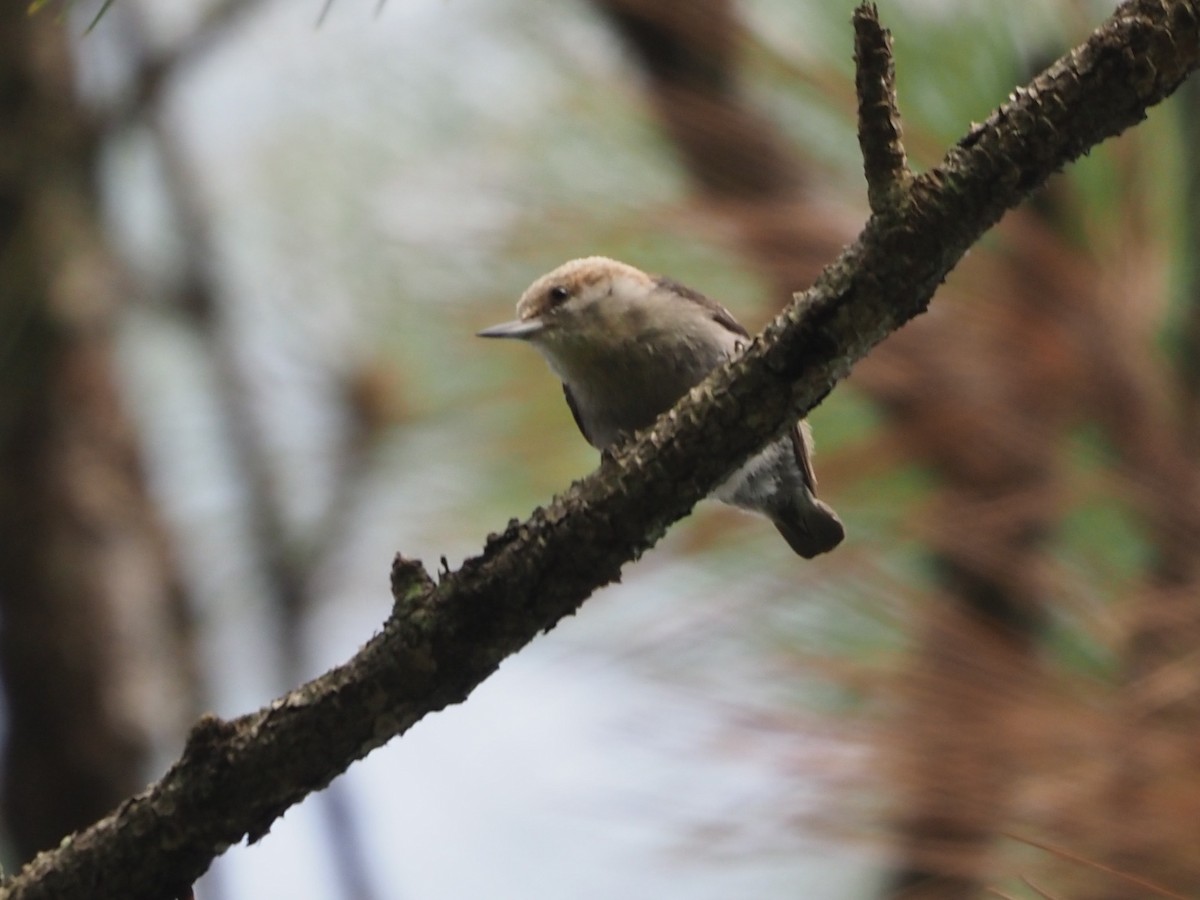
[596,1,1200,897]
[4,2,1200,898]
[129,7,385,893]
[592,1,1068,894]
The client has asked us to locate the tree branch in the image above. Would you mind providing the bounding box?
[854,4,910,213]
[105,0,275,131]
[5,2,1199,898]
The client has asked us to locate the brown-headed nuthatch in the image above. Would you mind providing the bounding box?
[478,256,844,558]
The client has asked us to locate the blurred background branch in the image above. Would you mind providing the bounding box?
[0,0,201,864]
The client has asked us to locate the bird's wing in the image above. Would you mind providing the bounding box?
[790,422,819,494]
[654,276,750,338]
[658,274,815,492]
[562,382,595,446]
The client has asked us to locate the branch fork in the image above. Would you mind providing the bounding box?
[6,2,1200,898]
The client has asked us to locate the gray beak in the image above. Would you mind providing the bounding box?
[477,318,544,339]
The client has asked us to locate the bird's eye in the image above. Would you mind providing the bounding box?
[547,285,570,305]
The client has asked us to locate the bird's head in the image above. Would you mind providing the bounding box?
[477,256,655,347]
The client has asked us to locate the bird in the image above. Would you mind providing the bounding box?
[478,256,844,558]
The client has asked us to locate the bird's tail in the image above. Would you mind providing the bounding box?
[770,495,845,559]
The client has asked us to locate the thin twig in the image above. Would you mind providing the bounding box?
[1020,874,1063,900]
[1002,832,1190,900]
[853,2,910,213]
